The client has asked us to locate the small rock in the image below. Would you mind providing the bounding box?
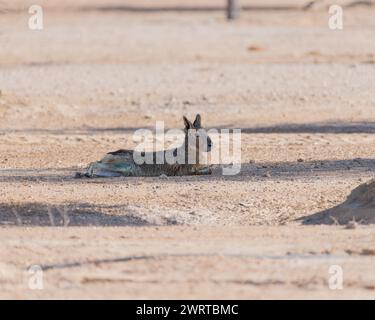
[345,220,357,229]
[361,249,375,256]
[263,172,271,178]
[159,174,168,179]
[239,202,250,208]
[297,158,304,163]
[74,172,84,179]
[248,45,264,52]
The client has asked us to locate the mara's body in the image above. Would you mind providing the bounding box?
[84,148,211,177]
[77,114,212,178]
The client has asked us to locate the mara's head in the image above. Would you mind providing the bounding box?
[183,114,212,153]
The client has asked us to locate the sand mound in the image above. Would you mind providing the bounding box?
[302,179,375,225]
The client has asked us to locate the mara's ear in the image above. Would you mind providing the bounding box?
[193,114,201,128]
[183,116,193,130]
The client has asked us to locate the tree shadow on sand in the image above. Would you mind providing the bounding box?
[297,207,348,226]
[220,122,375,134]
[210,158,375,182]
[79,1,374,14]
[0,202,152,227]
[1,158,375,184]
[0,126,148,136]
[3,121,375,136]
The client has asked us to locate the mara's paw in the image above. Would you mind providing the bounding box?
[74,171,92,179]
[196,167,212,175]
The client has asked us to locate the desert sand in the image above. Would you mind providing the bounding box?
[1,0,375,299]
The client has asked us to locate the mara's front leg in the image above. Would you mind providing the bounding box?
[194,166,212,175]
[75,161,123,178]
[76,158,139,178]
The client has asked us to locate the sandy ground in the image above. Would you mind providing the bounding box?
[1,0,375,299]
